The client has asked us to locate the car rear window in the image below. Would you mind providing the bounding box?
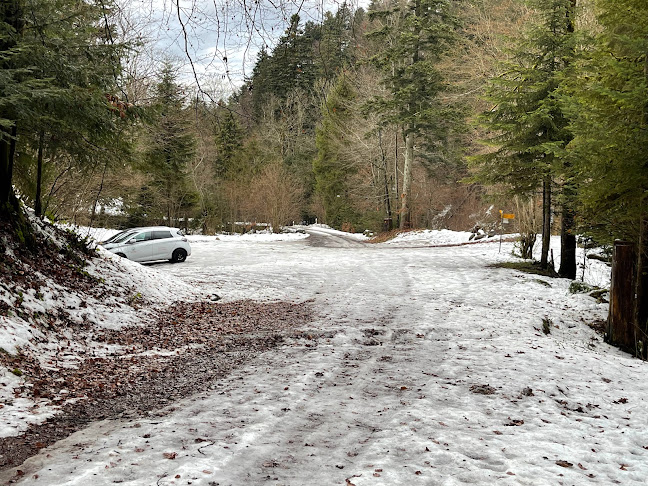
[152,231,172,239]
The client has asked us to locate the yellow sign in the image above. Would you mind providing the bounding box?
[501,213,515,219]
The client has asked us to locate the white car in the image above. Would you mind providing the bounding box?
[101,226,191,263]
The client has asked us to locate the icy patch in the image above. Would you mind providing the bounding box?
[186,232,309,243]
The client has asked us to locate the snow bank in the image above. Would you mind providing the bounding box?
[306,223,370,241]
[378,230,611,290]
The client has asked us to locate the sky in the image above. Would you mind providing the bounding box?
[119,0,368,96]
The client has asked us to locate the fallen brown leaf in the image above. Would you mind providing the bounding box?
[505,418,524,426]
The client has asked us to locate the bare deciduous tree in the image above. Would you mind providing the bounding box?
[250,161,304,232]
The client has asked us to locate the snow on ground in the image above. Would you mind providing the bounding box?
[1,226,643,485]
[186,232,310,244]
[88,248,203,315]
[380,229,611,290]
[381,229,476,247]
[530,235,611,290]
[0,369,58,438]
[305,224,370,241]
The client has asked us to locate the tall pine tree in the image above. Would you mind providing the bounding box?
[313,76,359,228]
[142,63,197,226]
[470,0,577,271]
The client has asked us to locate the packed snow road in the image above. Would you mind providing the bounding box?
[2,228,647,485]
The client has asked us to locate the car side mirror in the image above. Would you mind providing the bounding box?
[127,238,136,244]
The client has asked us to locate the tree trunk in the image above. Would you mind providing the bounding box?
[394,131,399,229]
[0,133,11,207]
[559,190,577,279]
[557,0,578,279]
[540,176,552,269]
[166,178,172,226]
[377,129,392,228]
[35,129,45,217]
[634,214,648,359]
[634,44,648,359]
[0,125,17,209]
[0,1,23,213]
[559,207,576,278]
[383,167,392,230]
[400,129,413,230]
[89,158,110,229]
[608,241,637,352]
[398,0,422,231]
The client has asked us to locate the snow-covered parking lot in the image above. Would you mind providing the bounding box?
[2,227,646,485]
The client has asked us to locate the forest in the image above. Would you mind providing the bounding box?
[0,1,646,334]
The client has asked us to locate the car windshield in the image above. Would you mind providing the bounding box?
[110,230,139,244]
[102,230,131,244]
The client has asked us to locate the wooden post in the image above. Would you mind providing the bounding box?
[607,241,636,352]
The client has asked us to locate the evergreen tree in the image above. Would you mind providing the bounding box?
[0,0,127,219]
[470,0,577,271]
[214,110,244,177]
[247,48,273,119]
[313,76,359,228]
[312,6,361,88]
[142,63,197,226]
[248,14,317,119]
[565,0,648,355]
[0,0,24,211]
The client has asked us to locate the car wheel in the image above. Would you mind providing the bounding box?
[171,248,187,263]
[116,252,127,258]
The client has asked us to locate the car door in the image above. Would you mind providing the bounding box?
[150,230,173,260]
[124,231,153,262]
